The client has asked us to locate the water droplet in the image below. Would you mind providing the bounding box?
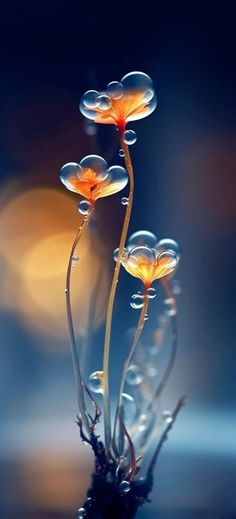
[127,230,158,250]
[119,480,131,495]
[88,371,103,394]
[85,497,95,509]
[82,90,99,109]
[130,294,144,309]
[113,247,127,262]
[107,81,124,99]
[77,507,87,519]
[72,254,79,266]
[171,279,182,295]
[96,94,111,110]
[121,393,136,426]
[78,200,91,215]
[65,288,68,293]
[147,287,157,299]
[144,313,149,321]
[121,197,129,205]
[119,148,125,157]
[146,362,157,377]
[163,297,176,317]
[126,364,143,386]
[123,129,137,145]
[121,72,157,120]
[162,410,173,425]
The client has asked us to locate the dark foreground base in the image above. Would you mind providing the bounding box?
[80,469,153,519]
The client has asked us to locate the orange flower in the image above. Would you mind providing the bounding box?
[80,72,157,132]
[60,155,128,205]
[122,245,177,289]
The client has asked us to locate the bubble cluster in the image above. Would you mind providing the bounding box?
[130,293,144,309]
[107,81,124,99]
[77,507,87,519]
[80,71,157,126]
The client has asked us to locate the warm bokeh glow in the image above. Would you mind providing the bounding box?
[0,185,109,346]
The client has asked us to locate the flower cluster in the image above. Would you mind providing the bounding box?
[58,71,183,519]
[80,71,157,132]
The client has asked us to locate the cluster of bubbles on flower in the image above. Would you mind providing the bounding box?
[59,72,182,515]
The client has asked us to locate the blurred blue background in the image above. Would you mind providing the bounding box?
[0,1,236,517]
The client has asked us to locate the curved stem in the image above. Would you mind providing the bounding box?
[102,135,134,450]
[66,206,94,433]
[113,291,149,454]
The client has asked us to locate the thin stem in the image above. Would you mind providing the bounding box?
[146,396,186,477]
[113,291,149,454]
[102,135,134,450]
[66,205,94,433]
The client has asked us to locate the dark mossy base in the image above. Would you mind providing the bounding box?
[77,437,153,519]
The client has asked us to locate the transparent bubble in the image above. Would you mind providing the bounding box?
[96,94,111,110]
[157,250,178,272]
[119,480,131,495]
[171,279,182,295]
[147,287,157,299]
[113,247,127,262]
[106,165,128,194]
[138,413,150,432]
[123,129,137,145]
[82,90,99,109]
[127,246,157,282]
[162,410,173,425]
[60,162,82,192]
[121,393,136,426]
[79,155,108,181]
[77,507,87,519]
[107,81,124,99]
[121,197,129,205]
[126,364,143,386]
[163,297,176,317]
[121,71,154,93]
[130,294,144,309]
[121,71,157,122]
[144,88,155,102]
[156,238,181,262]
[72,254,79,266]
[144,313,149,321]
[146,362,157,377]
[127,230,158,250]
[88,371,103,394]
[78,200,91,215]
[119,148,125,158]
